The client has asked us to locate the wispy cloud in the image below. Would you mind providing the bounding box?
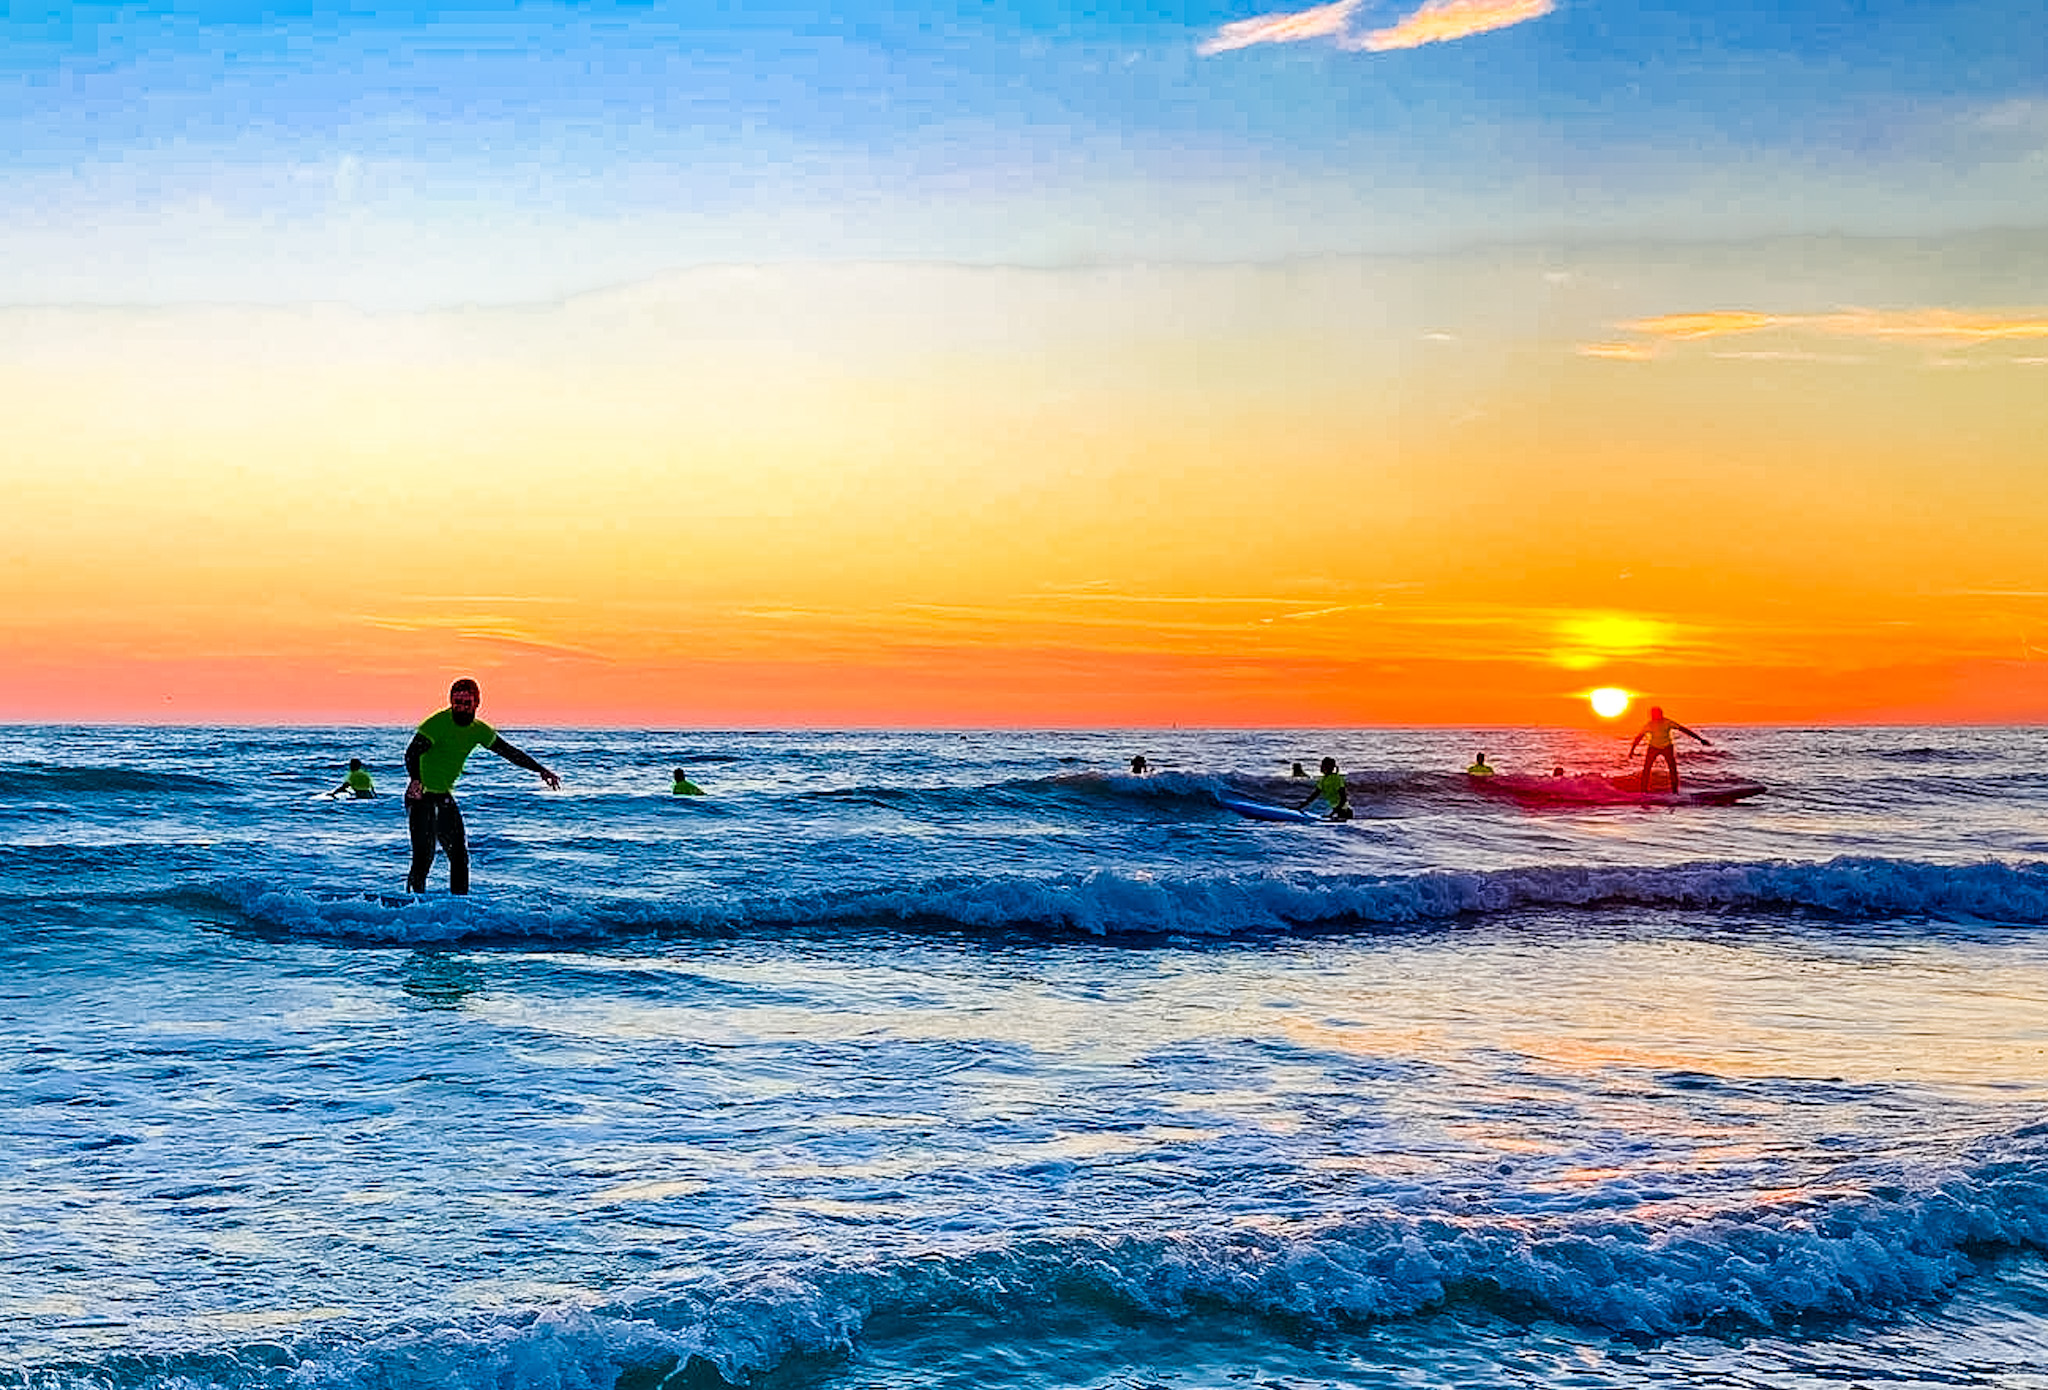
[359,613,609,660]
[1576,341,1655,361]
[1198,0,1552,55]
[1359,0,1555,52]
[1622,308,2048,344]
[1199,0,1362,55]
[1581,307,2048,362]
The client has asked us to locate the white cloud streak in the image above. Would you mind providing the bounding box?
[1200,0,1554,56]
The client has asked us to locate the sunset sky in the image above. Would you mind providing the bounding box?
[5,0,2046,725]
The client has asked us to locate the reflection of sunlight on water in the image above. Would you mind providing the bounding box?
[1278,1017,1447,1055]
[1438,1125,1557,1155]
[1305,1153,1446,1177]
[585,1178,708,1203]
[785,1198,915,1220]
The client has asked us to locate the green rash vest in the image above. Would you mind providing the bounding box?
[346,768,374,794]
[414,710,498,794]
[1313,772,1347,808]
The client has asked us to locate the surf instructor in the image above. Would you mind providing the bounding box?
[403,677,561,895]
[1628,705,1710,794]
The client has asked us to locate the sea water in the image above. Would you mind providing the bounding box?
[3,723,2046,1389]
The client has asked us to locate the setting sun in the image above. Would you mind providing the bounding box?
[1590,687,1631,718]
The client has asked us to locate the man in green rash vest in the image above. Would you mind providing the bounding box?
[403,678,561,895]
[670,768,704,796]
[330,758,375,798]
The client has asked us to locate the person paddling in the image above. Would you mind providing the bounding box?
[403,678,560,895]
[1628,705,1711,793]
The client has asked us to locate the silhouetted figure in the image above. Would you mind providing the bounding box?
[1629,705,1711,793]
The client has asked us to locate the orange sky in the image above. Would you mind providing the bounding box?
[6,252,2048,725]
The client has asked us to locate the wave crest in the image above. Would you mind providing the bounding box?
[211,856,2048,945]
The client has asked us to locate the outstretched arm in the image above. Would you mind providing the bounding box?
[403,733,431,802]
[489,735,562,790]
[1628,732,1646,755]
[1674,721,1711,746]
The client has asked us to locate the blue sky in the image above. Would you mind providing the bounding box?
[3,1,2044,306]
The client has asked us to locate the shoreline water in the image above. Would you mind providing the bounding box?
[4,724,2045,1388]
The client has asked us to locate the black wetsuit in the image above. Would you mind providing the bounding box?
[406,793,468,895]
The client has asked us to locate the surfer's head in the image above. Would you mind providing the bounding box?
[1649,705,1664,719]
[348,758,363,770]
[1320,757,1337,774]
[673,768,687,780]
[449,678,481,724]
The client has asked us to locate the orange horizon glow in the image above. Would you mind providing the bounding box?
[6,258,2047,727]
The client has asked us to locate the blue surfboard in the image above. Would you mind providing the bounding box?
[1216,792,1327,824]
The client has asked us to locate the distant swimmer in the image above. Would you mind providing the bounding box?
[403,678,561,895]
[1629,705,1711,794]
[1467,752,1496,777]
[1290,762,1308,778]
[1552,766,1567,778]
[1130,755,1149,775]
[1297,756,1353,821]
[330,758,375,799]
[671,768,705,796]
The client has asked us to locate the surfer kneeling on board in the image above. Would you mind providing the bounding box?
[1628,705,1711,794]
[1298,756,1353,820]
[331,758,375,798]
[1466,752,1496,777]
[403,678,561,895]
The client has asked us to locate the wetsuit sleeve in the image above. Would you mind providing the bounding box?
[404,732,431,780]
[488,735,550,776]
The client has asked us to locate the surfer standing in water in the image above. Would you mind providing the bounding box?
[1628,706,1711,794]
[330,758,375,798]
[404,678,561,895]
[1297,756,1353,820]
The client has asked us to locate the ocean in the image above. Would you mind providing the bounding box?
[4,722,2046,1389]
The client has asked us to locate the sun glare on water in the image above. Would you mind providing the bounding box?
[1590,687,1631,718]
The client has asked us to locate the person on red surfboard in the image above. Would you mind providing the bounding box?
[1628,706,1711,794]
